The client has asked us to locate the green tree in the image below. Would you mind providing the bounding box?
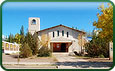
[72,26,74,29]
[20,25,25,44]
[93,3,113,42]
[20,35,25,44]
[20,42,32,58]
[14,33,21,44]
[84,34,109,57]
[20,25,24,36]
[7,33,15,43]
[75,27,77,29]
[24,32,34,54]
[32,32,40,55]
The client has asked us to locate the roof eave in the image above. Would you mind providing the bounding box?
[37,24,86,34]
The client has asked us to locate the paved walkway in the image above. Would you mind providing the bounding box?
[53,52,87,62]
[53,52,113,69]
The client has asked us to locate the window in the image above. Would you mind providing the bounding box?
[10,44,12,48]
[14,45,16,48]
[32,19,36,24]
[67,32,69,37]
[53,32,55,37]
[6,43,8,48]
[57,30,59,36]
[62,30,64,36]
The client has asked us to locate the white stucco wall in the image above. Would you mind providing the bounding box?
[28,17,40,35]
[2,41,20,54]
[38,26,83,53]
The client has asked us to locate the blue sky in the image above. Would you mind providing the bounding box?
[2,2,108,36]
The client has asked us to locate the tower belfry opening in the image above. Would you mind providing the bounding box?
[32,19,36,24]
[28,17,40,35]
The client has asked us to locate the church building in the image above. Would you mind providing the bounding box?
[28,17,86,54]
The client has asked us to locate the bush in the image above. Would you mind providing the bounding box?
[98,54,105,58]
[38,46,52,57]
[19,43,32,58]
[84,36,109,58]
[84,43,101,57]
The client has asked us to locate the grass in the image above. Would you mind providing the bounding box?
[51,54,58,62]
[73,55,91,59]
[88,58,113,62]
[73,55,113,62]
[29,54,58,62]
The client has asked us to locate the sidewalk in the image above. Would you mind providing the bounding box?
[3,62,55,65]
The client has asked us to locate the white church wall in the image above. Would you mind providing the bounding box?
[38,26,81,40]
[38,26,83,53]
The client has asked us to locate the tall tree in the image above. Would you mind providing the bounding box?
[32,32,40,55]
[20,25,25,44]
[24,32,34,54]
[14,33,21,44]
[20,25,24,36]
[75,27,77,29]
[72,26,74,29]
[93,3,113,42]
[7,33,14,43]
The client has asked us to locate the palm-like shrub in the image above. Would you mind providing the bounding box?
[37,34,52,57]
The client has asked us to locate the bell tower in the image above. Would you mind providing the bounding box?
[28,17,40,35]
